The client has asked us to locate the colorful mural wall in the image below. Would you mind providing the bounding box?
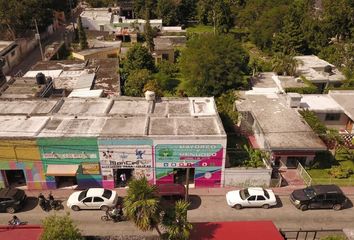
[37,138,102,189]
[98,139,154,189]
[0,140,46,189]
[155,144,224,187]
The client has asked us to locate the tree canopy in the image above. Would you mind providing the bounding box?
[179,34,249,96]
[41,214,82,240]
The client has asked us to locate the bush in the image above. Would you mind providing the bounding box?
[41,213,82,240]
[328,166,353,179]
[320,235,347,240]
[310,151,336,169]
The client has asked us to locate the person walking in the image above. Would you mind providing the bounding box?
[120,173,126,187]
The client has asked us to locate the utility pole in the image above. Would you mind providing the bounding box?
[34,19,44,61]
[185,168,190,202]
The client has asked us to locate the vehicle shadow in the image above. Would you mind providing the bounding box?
[343,198,353,209]
[274,195,284,208]
[20,197,38,212]
[188,195,202,210]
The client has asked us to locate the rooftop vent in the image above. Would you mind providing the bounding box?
[145,91,155,101]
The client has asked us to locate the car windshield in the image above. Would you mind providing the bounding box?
[239,189,250,200]
[78,190,88,201]
[263,189,270,199]
[102,189,112,199]
[303,187,316,199]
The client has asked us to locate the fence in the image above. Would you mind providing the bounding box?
[312,177,354,186]
[279,228,345,240]
[297,162,312,186]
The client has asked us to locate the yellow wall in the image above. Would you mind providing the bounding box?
[0,140,41,162]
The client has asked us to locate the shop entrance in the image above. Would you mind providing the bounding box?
[4,170,26,187]
[173,168,195,186]
[55,176,77,188]
[114,169,133,187]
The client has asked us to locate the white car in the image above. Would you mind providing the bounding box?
[67,188,118,211]
[226,187,277,209]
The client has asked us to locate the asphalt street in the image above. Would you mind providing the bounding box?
[1,195,353,237]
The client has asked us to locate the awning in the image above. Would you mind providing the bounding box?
[46,164,79,176]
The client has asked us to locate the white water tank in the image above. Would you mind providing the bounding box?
[145,91,155,101]
[287,92,302,108]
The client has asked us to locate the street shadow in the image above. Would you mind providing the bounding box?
[20,197,38,212]
[274,195,284,208]
[189,222,220,240]
[188,195,202,210]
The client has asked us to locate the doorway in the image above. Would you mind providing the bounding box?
[286,157,307,168]
[55,176,77,188]
[173,168,195,186]
[5,170,26,187]
[114,169,133,187]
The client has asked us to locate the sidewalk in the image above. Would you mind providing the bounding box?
[24,185,354,200]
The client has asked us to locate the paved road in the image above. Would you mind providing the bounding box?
[1,195,353,237]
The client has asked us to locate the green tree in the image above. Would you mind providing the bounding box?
[179,34,249,96]
[41,214,82,240]
[85,0,115,7]
[271,52,298,76]
[243,145,267,168]
[125,69,153,96]
[216,90,239,132]
[133,0,157,18]
[124,177,162,236]
[77,16,88,50]
[143,79,164,97]
[162,200,193,240]
[123,44,155,73]
[197,0,234,34]
[156,0,179,26]
[144,9,155,52]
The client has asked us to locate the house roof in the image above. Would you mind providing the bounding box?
[300,94,343,113]
[329,90,354,120]
[236,92,327,151]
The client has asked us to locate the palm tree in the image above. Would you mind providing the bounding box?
[123,177,162,236]
[272,52,298,76]
[162,200,193,240]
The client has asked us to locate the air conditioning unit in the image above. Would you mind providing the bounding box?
[287,92,302,108]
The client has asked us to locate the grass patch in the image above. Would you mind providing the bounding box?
[186,25,214,34]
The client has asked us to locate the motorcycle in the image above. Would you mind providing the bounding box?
[48,193,64,211]
[101,209,124,222]
[38,193,50,212]
[8,216,26,226]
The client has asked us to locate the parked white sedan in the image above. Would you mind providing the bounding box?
[226,187,277,209]
[67,188,118,211]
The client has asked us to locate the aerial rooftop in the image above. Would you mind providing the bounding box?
[328,90,354,120]
[236,92,327,150]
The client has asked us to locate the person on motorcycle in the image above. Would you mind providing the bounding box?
[38,193,49,211]
[8,215,21,225]
[109,204,123,222]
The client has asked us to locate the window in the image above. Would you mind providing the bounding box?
[162,53,169,60]
[315,194,325,201]
[82,197,92,203]
[102,189,112,199]
[78,190,88,201]
[257,196,266,201]
[326,193,339,200]
[263,189,270,199]
[239,189,250,200]
[93,197,104,202]
[325,113,341,121]
[0,198,11,202]
[248,196,256,201]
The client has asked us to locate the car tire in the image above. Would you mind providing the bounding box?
[71,205,80,211]
[6,207,15,214]
[300,205,308,211]
[262,204,270,209]
[100,205,109,211]
[234,204,242,210]
[333,204,342,211]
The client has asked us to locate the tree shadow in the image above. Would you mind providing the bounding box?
[189,222,221,240]
[20,197,38,212]
[187,195,202,210]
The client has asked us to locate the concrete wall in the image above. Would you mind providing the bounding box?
[224,168,272,187]
[315,112,348,130]
[72,48,119,61]
[2,44,21,74]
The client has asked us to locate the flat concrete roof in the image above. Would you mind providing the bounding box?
[0,99,60,115]
[0,116,49,137]
[0,77,46,99]
[39,117,107,137]
[0,41,15,52]
[236,92,327,150]
[56,98,113,116]
[329,90,354,120]
[294,55,345,83]
[300,95,343,113]
[100,117,148,136]
[109,100,151,115]
[252,72,278,88]
[277,76,307,89]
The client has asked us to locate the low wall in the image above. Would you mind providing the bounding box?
[224,168,272,187]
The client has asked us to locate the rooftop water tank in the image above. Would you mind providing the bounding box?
[36,72,46,85]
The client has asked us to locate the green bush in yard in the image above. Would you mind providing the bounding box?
[309,151,336,169]
[328,166,353,179]
[320,235,347,240]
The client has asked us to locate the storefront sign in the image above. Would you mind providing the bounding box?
[82,163,100,175]
[43,153,97,159]
[155,144,223,167]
